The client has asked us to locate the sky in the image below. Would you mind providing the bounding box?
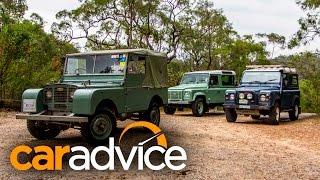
[26,0,320,56]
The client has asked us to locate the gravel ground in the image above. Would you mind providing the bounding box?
[0,110,319,180]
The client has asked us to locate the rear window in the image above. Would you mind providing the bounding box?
[221,75,235,86]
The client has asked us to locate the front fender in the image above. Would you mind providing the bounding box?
[192,92,206,101]
[269,91,281,106]
[22,89,44,113]
[72,88,125,115]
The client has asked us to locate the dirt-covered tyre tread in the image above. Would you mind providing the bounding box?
[145,102,161,126]
[81,109,116,144]
[269,102,280,125]
[164,105,176,115]
[192,97,206,117]
[289,102,299,121]
[225,109,237,122]
[251,115,260,120]
[27,120,61,140]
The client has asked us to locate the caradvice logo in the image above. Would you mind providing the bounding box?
[10,121,187,171]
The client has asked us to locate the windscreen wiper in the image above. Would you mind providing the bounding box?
[262,79,278,83]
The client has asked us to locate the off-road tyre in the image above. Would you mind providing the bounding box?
[289,102,299,121]
[225,109,237,122]
[27,120,61,140]
[164,105,176,115]
[145,103,161,126]
[81,110,116,144]
[251,115,261,120]
[269,102,280,125]
[192,97,206,117]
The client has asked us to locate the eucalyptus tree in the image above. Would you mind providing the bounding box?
[256,33,286,59]
[181,0,235,70]
[290,0,320,48]
[52,0,190,62]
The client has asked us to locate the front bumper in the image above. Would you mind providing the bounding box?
[223,104,271,115]
[223,104,271,110]
[168,100,192,105]
[16,111,88,123]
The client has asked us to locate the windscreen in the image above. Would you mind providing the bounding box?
[241,71,281,84]
[180,73,209,85]
[65,54,127,75]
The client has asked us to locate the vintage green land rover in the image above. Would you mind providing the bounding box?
[16,49,168,143]
[164,70,236,117]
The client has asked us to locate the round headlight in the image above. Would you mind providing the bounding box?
[46,90,53,99]
[230,94,235,100]
[247,93,253,100]
[70,91,75,98]
[184,91,191,99]
[239,93,245,99]
[260,95,266,102]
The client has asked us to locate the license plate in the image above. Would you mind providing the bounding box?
[239,99,248,104]
[239,105,250,109]
[23,99,36,112]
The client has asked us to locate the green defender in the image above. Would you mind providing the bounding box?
[164,71,236,117]
[16,49,168,143]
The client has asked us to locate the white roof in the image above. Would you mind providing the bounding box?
[246,65,297,74]
[67,49,167,57]
[186,70,236,75]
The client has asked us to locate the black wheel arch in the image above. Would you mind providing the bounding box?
[95,99,119,117]
[194,95,206,103]
[292,96,300,106]
[149,95,164,108]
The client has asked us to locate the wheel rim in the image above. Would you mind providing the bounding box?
[276,107,280,122]
[197,102,204,114]
[92,116,112,138]
[150,108,160,125]
[295,105,299,117]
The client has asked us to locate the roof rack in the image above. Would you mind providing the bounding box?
[246,65,297,74]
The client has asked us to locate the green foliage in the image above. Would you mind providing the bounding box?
[224,36,269,79]
[0,21,77,99]
[300,80,320,113]
[167,60,189,86]
[290,0,320,47]
[0,4,77,100]
[273,52,320,113]
[52,0,189,61]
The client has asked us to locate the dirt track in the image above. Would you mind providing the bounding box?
[0,110,319,179]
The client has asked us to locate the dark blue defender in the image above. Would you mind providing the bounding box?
[223,65,301,125]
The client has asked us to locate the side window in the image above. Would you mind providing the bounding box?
[128,55,146,74]
[283,74,290,89]
[209,75,219,86]
[221,75,235,86]
[291,75,298,88]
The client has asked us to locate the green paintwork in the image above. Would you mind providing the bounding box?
[22,89,44,112]
[20,49,168,119]
[168,71,236,105]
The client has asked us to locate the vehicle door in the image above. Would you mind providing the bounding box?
[125,54,147,112]
[207,74,220,104]
[281,73,293,110]
[281,74,299,109]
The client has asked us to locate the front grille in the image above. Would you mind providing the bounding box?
[54,104,67,110]
[169,91,183,100]
[43,84,77,111]
[237,91,257,105]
